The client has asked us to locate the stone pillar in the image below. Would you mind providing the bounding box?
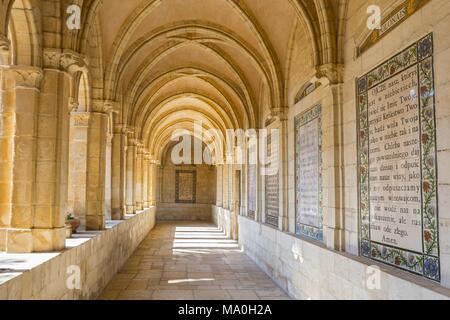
[134,142,144,211]
[143,151,150,208]
[35,65,74,252]
[126,132,136,214]
[84,100,111,230]
[149,159,158,206]
[111,124,127,220]
[67,112,89,230]
[216,164,223,207]
[104,129,113,221]
[222,165,229,210]
[279,114,289,232]
[0,66,44,253]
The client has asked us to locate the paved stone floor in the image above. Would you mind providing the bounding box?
[98,221,290,300]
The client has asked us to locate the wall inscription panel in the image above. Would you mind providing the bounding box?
[358,34,440,281]
[175,170,197,203]
[295,105,323,241]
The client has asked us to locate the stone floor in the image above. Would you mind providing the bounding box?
[98,221,290,300]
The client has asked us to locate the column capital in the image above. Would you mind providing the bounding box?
[0,34,10,51]
[43,48,89,75]
[91,99,118,113]
[136,141,144,152]
[5,66,43,89]
[149,159,161,165]
[0,34,10,64]
[265,107,288,125]
[71,112,90,127]
[114,124,129,135]
[128,138,140,147]
[316,63,344,85]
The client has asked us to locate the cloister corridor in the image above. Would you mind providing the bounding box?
[2,0,450,302]
[98,221,289,300]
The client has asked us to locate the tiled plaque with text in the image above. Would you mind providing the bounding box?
[357,34,440,281]
[295,105,323,241]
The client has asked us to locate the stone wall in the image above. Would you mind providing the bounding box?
[0,208,155,300]
[342,0,450,287]
[157,203,212,221]
[157,158,216,220]
[238,216,450,300]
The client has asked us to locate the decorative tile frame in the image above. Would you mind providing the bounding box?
[175,170,197,204]
[357,33,440,281]
[295,105,323,241]
[357,0,431,57]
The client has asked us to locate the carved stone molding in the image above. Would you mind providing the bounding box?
[71,112,90,127]
[43,49,89,75]
[316,63,344,85]
[127,128,136,141]
[114,124,128,135]
[149,159,161,166]
[0,34,10,51]
[266,107,288,126]
[68,97,79,112]
[8,66,43,89]
[136,141,144,152]
[128,138,138,147]
[90,99,118,114]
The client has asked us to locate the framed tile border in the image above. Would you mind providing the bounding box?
[357,33,440,281]
[294,105,323,242]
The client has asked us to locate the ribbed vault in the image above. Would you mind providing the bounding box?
[70,0,347,163]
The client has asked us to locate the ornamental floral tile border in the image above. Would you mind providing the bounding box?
[357,33,440,281]
[294,105,323,242]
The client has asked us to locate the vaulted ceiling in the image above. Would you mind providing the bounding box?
[3,0,347,162]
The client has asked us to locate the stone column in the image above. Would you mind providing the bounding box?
[222,165,229,210]
[134,142,144,211]
[216,164,223,207]
[149,159,159,206]
[67,112,89,230]
[111,124,127,220]
[0,66,43,253]
[84,100,111,230]
[104,129,113,221]
[35,63,74,252]
[279,113,289,233]
[143,151,150,208]
[126,132,136,214]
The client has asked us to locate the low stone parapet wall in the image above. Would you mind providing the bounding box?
[0,208,156,300]
[238,216,450,300]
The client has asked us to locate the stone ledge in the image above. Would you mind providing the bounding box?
[237,216,450,300]
[0,208,156,300]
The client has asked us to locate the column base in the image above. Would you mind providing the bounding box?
[86,215,105,231]
[135,202,143,211]
[126,205,135,214]
[111,208,124,220]
[0,227,66,253]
